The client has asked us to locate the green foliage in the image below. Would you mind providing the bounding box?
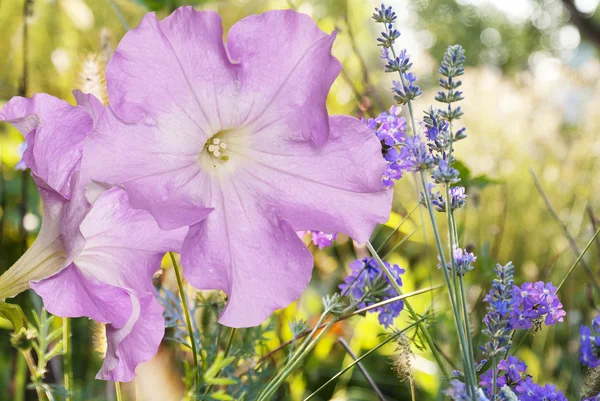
[0,302,28,331]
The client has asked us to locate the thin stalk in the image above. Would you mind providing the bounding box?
[530,168,600,293]
[258,321,335,401]
[376,203,420,253]
[337,337,386,401]
[381,225,423,260]
[168,253,199,374]
[366,241,450,378]
[204,328,237,395]
[557,227,600,292]
[446,183,477,395]
[63,317,73,401]
[419,172,472,392]
[303,320,422,401]
[115,382,123,401]
[108,0,130,30]
[256,285,442,366]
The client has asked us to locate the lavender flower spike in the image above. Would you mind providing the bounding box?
[83,8,393,328]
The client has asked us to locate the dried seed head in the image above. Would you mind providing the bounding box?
[92,322,107,359]
[79,54,107,105]
[581,367,600,399]
[390,334,414,382]
[10,327,36,352]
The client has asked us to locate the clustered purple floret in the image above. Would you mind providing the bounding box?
[446,380,490,401]
[438,248,477,276]
[510,282,566,330]
[308,231,337,249]
[479,356,567,401]
[580,315,600,368]
[363,106,412,187]
[338,257,405,328]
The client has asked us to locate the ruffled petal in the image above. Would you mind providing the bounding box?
[35,188,185,381]
[0,94,93,199]
[99,295,164,382]
[82,107,213,230]
[31,264,132,328]
[181,179,313,328]
[106,8,238,134]
[226,9,341,145]
[226,115,392,243]
[75,187,187,291]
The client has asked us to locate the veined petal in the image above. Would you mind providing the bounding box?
[182,179,313,328]
[99,294,164,382]
[227,115,392,243]
[31,264,132,328]
[0,93,93,199]
[106,8,238,134]
[0,185,67,300]
[82,107,213,230]
[226,10,341,146]
[33,187,184,382]
[75,187,187,291]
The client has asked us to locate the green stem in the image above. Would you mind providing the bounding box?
[204,328,237,395]
[366,241,450,378]
[418,172,472,390]
[168,252,199,376]
[303,320,422,401]
[63,317,73,401]
[556,226,600,292]
[445,183,477,396]
[337,338,386,401]
[376,203,419,253]
[258,321,335,401]
[115,382,123,401]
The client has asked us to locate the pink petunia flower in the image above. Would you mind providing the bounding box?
[0,92,186,381]
[82,8,392,327]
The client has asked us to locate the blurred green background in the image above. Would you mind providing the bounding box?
[1,0,600,400]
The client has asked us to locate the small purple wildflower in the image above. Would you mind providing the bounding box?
[404,135,434,172]
[580,316,600,368]
[515,378,567,401]
[339,257,405,328]
[309,231,337,249]
[510,281,565,331]
[446,380,490,401]
[363,106,411,187]
[437,248,476,276]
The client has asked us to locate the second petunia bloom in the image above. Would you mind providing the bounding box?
[83,7,392,327]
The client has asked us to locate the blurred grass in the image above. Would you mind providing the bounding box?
[0,0,599,400]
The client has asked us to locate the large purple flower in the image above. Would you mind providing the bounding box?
[83,8,392,327]
[0,92,186,381]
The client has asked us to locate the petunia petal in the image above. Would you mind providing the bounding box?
[106,8,237,134]
[75,187,187,291]
[99,294,164,382]
[31,264,132,328]
[226,115,392,243]
[82,107,214,230]
[181,179,313,328]
[0,94,93,199]
[226,9,341,146]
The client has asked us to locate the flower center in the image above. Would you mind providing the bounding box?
[206,137,229,161]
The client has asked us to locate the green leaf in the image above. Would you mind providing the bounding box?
[205,378,237,386]
[0,302,28,331]
[211,393,235,401]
